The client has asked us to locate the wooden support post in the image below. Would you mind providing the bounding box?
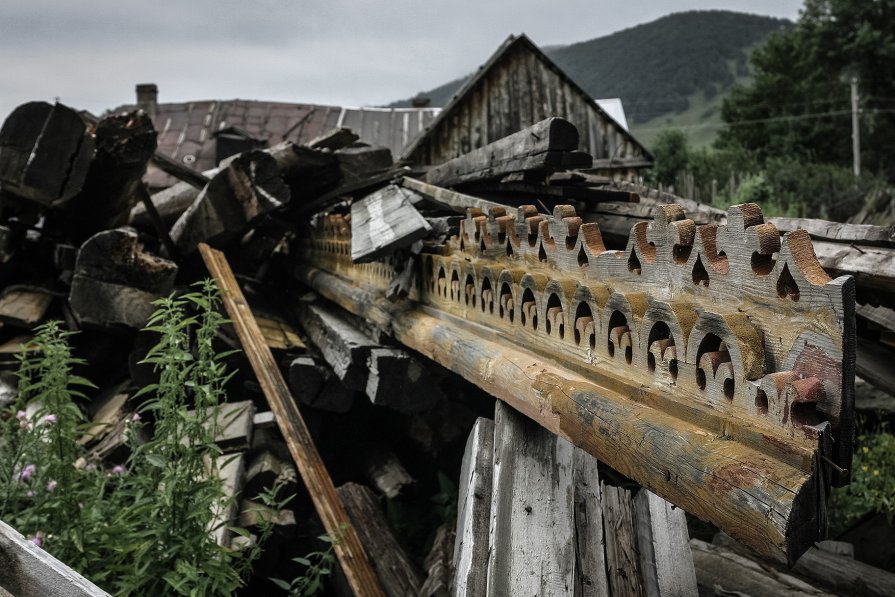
[454,417,494,597]
[633,490,698,596]
[486,400,575,596]
[199,243,384,597]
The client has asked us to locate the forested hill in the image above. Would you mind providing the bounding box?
[389,10,790,138]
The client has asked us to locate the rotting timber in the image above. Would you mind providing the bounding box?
[293,195,855,564]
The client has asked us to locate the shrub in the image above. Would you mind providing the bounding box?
[829,432,895,536]
[0,281,267,595]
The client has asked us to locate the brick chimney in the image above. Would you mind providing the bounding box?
[135,83,158,120]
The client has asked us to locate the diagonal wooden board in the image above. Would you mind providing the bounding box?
[198,243,384,597]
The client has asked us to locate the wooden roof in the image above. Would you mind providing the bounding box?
[400,34,654,172]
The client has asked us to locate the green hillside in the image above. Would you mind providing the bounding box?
[390,10,790,148]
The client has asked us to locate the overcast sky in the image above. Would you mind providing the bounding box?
[0,1,802,120]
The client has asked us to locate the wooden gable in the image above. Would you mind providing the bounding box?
[401,35,654,177]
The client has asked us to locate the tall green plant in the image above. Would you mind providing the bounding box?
[0,281,267,596]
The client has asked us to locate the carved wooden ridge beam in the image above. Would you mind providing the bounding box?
[294,200,855,564]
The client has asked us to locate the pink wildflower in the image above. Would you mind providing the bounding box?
[44,414,57,425]
[130,412,141,423]
[111,464,126,475]
[15,410,26,420]
[46,480,57,492]
[19,419,28,429]
[30,532,43,548]
[16,464,36,482]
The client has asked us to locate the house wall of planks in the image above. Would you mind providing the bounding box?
[402,36,652,179]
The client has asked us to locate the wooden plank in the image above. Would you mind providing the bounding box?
[633,490,698,597]
[198,244,384,597]
[0,520,110,596]
[601,485,644,597]
[0,287,52,328]
[453,417,495,597]
[400,176,505,214]
[769,217,895,247]
[572,447,610,597]
[296,301,376,391]
[336,483,424,597]
[690,539,832,596]
[714,532,895,597]
[857,303,895,334]
[855,340,895,402]
[350,184,431,263]
[810,240,895,299]
[463,181,641,203]
[486,400,575,596]
[426,118,588,188]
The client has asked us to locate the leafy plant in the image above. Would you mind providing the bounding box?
[829,432,895,536]
[0,280,270,596]
[270,529,343,597]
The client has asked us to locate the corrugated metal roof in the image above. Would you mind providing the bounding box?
[110,99,440,188]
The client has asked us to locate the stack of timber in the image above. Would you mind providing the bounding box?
[296,176,856,563]
[2,97,893,594]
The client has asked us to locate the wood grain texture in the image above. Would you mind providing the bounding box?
[633,490,698,597]
[690,539,832,597]
[296,197,854,562]
[486,400,575,597]
[572,447,609,597]
[453,417,495,597]
[601,485,643,597]
[199,244,384,597]
[336,483,424,597]
[0,520,110,596]
[425,118,587,188]
[350,184,431,263]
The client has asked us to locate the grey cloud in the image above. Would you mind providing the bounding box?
[0,0,802,121]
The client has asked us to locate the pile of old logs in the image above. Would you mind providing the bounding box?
[0,99,893,596]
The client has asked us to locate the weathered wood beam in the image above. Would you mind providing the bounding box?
[199,244,384,597]
[336,483,424,597]
[171,150,290,254]
[713,532,895,597]
[400,175,505,214]
[453,417,494,597]
[485,400,575,595]
[294,198,855,562]
[350,184,431,263]
[0,102,94,208]
[633,489,698,596]
[0,520,110,596]
[58,110,157,243]
[69,228,177,330]
[426,118,591,188]
[601,484,644,597]
[689,539,830,596]
[769,217,895,247]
